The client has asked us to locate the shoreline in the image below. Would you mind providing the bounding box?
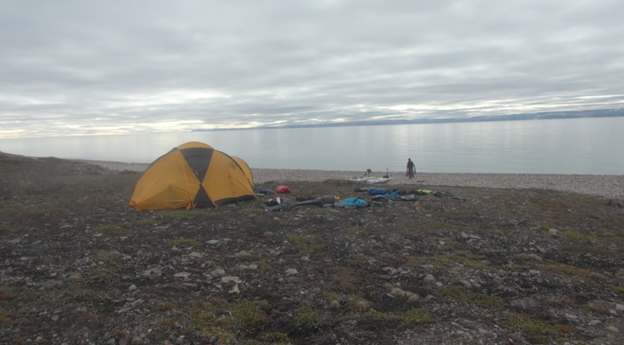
[80,159,624,200]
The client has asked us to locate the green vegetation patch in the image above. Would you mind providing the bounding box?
[0,205,19,215]
[239,208,263,214]
[346,254,370,268]
[324,292,372,313]
[156,317,180,332]
[441,285,502,308]
[135,219,161,226]
[538,221,555,230]
[230,299,271,331]
[563,244,613,256]
[94,224,130,235]
[306,207,335,215]
[0,309,12,324]
[0,285,16,299]
[69,284,108,303]
[158,209,215,219]
[89,250,123,271]
[287,234,325,254]
[610,285,624,295]
[401,308,438,324]
[407,251,488,270]
[168,238,201,247]
[187,300,235,343]
[186,298,272,340]
[256,258,273,272]
[502,313,573,342]
[297,305,314,326]
[539,261,602,282]
[332,267,358,293]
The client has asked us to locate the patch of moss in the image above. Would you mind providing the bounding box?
[0,284,16,297]
[187,300,235,343]
[70,285,105,303]
[348,296,372,312]
[287,234,325,254]
[297,307,313,326]
[587,304,610,315]
[231,299,271,331]
[168,238,200,247]
[158,209,214,219]
[441,285,502,308]
[0,309,12,324]
[89,250,123,270]
[156,317,177,331]
[324,291,342,308]
[406,252,488,270]
[155,302,176,311]
[563,244,612,256]
[610,285,624,295]
[400,308,438,324]
[539,262,601,282]
[502,313,573,342]
[323,292,371,313]
[346,254,370,268]
[135,219,161,226]
[256,258,273,272]
[259,332,290,343]
[333,267,358,293]
[0,205,17,215]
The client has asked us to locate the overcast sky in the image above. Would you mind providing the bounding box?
[1,0,623,138]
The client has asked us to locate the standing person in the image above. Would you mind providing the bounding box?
[406,158,415,179]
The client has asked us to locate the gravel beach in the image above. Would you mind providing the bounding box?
[83,160,624,200]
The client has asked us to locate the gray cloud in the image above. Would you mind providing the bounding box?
[1,0,623,138]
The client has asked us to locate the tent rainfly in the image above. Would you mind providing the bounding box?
[129,142,257,210]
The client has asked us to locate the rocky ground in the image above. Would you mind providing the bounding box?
[1,152,623,345]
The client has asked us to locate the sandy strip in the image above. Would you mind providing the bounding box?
[84,160,624,200]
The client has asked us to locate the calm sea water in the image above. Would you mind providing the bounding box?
[1,117,623,175]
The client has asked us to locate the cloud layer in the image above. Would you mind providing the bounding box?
[1,0,623,138]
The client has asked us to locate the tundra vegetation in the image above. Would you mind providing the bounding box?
[0,152,622,344]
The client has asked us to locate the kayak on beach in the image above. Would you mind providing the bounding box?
[366,176,391,184]
[347,176,391,184]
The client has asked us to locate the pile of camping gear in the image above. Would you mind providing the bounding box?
[256,185,464,211]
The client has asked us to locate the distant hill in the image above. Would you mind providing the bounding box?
[194,108,624,131]
[463,108,624,122]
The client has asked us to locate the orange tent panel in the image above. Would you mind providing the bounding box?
[129,142,256,210]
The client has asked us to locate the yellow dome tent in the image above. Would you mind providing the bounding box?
[129,142,257,210]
